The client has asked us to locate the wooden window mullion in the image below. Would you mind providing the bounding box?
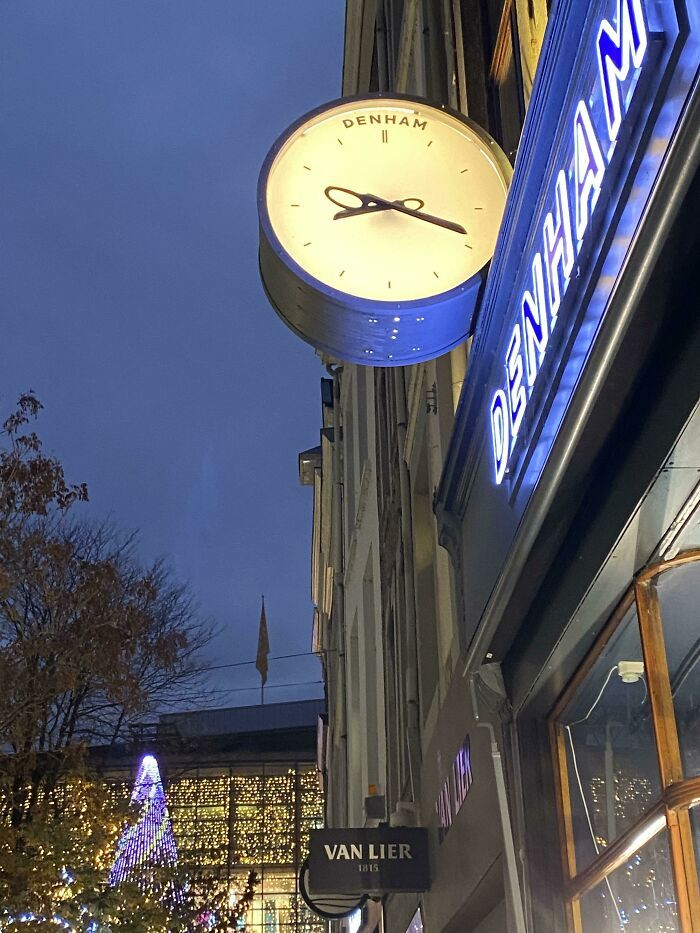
[490,0,514,83]
[551,722,579,883]
[550,719,584,929]
[451,0,469,113]
[667,806,700,932]
[634,580,683,785]
[635,578,700,932]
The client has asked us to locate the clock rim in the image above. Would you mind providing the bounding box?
[258,232,485,366]
[257,92,512,312]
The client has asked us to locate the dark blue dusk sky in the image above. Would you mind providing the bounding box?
[0,1,344,707]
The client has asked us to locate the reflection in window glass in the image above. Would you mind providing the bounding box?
[578,829,677,932]
[691,806,700,869]
[655,563,700,776]
[496,52,523,162]
[405,908,423,933]
[559,606,660,869]
[264,897,278,932]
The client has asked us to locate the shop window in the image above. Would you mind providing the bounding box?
[577,829,678,931]
[356,368,369,471]
[451,0,527,160]
[384,604,406,809]
[559,603,660,869]
[412,443,440,724]
[344,385,356,537]
[487,0,526,161]
[655,562,700,777]
[405,907,424,932]
[550,551,700,931]
[692,808,700,873]
[348,612,362,823]
[421,0,450,108]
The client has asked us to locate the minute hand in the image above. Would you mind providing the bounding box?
[335,192,466,235]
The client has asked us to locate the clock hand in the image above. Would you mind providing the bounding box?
[324,186,467,236]
[343,202,468,235]
[325,186,422,217]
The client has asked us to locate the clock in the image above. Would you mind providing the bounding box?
[258,94,511,366]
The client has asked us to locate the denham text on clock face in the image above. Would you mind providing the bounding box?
[263,98,509,303]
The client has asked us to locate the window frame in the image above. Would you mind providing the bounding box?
[487,0,527,158]
[549,549,700,932]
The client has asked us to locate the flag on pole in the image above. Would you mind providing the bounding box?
[256,597,270,687]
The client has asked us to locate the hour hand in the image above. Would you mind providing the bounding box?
[324,186,466,235]
[324,185,410,218]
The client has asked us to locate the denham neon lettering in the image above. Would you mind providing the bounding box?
[490,0,649,484]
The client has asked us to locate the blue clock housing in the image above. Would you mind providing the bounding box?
[257,94,511,367]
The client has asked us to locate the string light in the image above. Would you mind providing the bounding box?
[165,764,324,931]
[109,755,179,889]
[2,758,324,931]
[585,772,677,931]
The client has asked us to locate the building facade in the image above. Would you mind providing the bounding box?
[101,700,325,933]
[302,1,700,932]
[434,0,700,930]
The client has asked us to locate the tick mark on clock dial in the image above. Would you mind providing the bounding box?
[460,168,469,174]
[339,270,345,278]
[303,241,311,247]
[337,138,343,146]
[303,165,312,171]
[433,271,440,278]
[427,140,433,147]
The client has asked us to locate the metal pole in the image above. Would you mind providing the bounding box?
[469,673,527,933]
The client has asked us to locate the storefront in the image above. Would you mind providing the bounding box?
[361,667,509,933]
[435,0,700,929]
[550,548,700,929]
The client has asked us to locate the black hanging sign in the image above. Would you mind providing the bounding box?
[298,857,367,920]
[308,827,430,894]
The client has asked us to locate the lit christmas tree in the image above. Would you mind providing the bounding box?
[108,754,260,930]
[109,753,180,894]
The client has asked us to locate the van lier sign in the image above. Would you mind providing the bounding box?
[435,733,473,842]
[308,828,429,894]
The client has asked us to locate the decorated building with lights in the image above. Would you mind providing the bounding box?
[99,699,325,933]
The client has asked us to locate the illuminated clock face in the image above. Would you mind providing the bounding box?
[263,97,509,303]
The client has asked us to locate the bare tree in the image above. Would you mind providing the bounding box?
[0,395,272,928]
[0,392,87,525]
[0,395,214,824]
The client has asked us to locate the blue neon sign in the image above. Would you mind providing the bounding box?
[490,0,650,484]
